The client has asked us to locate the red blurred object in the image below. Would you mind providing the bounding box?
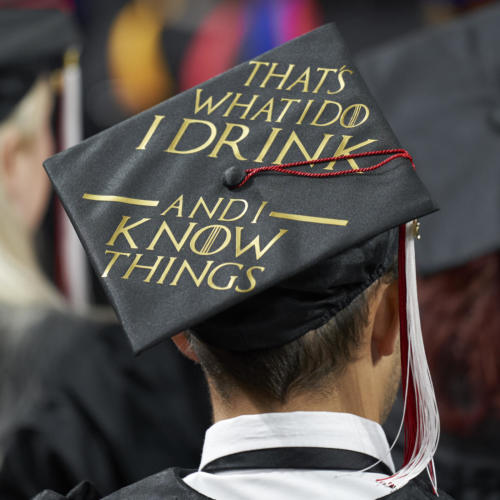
[419,252,500,433]
[0,0,73,10]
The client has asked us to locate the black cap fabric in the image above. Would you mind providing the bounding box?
[44,24,434,353]
[0,7,79,121]
[193,227,399,350]
[357,4,500,275]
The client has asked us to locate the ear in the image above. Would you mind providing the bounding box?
[371,281,399,361]
[172,332,199,362]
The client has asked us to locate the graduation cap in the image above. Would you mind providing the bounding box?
[0,5,78,121]
[44,24,439,491]
[357,3,500,275]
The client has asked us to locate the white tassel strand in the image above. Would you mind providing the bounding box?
[379,222,440,492]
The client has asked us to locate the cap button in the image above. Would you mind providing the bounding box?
[222,166,246,188]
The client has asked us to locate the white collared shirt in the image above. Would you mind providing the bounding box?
[184,411,396,499]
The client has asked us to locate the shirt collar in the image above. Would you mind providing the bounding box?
[199,411,395,473]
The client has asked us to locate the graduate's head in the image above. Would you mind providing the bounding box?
[173,230,401,423]
[43,24,440,489]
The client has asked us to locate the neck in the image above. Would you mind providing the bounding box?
[209,359,385,425]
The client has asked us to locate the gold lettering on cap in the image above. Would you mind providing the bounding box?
[249,97,275,122]
[207,122,249,160]
[326,66,353,95]
[310,100,342,127]
[188,197,224,219]
[295,99,314,125]
[101,250,131,277]
[322,135,378,170]
[136,114,165,150]
[285,67,311,92]
[235,265,266,293]
[146,221,198,252]
[106,216,151,249]
[251,201,269,224]
[169,259,214,287]
[122,254,165,282]
[194,89,234,115]
[312,67,338,93]
[161,195,184,217]
[275,98,301,123]
[156,256,177,284]
[218,199,248,222]
[253,127,281,163]
[260,62,296,89]
[189,225,231,256]
[207,262,244,291]
[83,194,159,207]
[244,61,270,87]
[340,104,370,128]
[222,93,259,119]
[165,118,217,154]
[273,131,334,166]
[269,211,348,226]
[234,227,287,260]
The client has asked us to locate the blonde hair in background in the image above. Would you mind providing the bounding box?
[0,76,63,309]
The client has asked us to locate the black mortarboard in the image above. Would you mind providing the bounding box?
[357,4,500,275]
[44,24,434,354]
[0,6,78,121]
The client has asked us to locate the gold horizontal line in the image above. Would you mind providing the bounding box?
[82,193,159,207]
[269,211,348,226]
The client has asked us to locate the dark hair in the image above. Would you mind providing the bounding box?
[188,269,396,405]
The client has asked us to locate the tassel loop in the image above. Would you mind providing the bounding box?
[229,149,415,189]
[377,222,440,493]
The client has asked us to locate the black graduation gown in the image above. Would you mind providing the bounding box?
[34,452,455,499]
[0,312,211,499]
[34,468,454,499]
[384,394,500,499]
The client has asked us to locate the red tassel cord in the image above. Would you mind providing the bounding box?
[231,148,415,189]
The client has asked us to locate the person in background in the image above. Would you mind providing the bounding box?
[0,5,73,432]
[0,75,57,308]
[0,7,210,499]
[0,70,67,429]
[357,4,500,497]
[417,254,500,499]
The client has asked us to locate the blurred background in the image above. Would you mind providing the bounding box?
[0,0,498,498]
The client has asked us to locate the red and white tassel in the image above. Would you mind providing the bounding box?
[379,222,440,493]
